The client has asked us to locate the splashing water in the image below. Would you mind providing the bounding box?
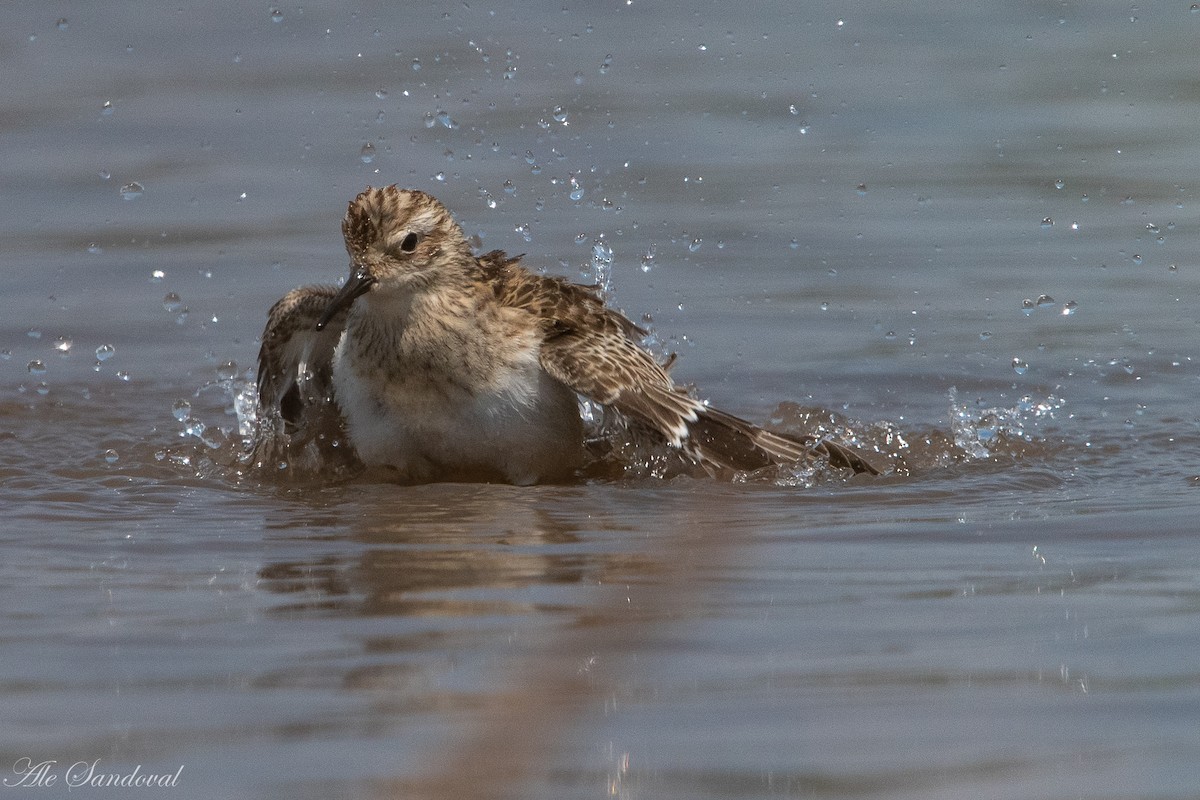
[948,387,1065,460]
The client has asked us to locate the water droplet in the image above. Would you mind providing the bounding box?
[979,331,992,341]
[1070,221,1079,231]
[116,370,131,382]
[359,142,375,163]
[0,350,10,360]
[640,244,656,273]
[53,337,72,355]
[1040,217,1054,229]
[411,57,421,71]
[569,176,584,201]
[86,242,103,254]
[163,292,184,313]
[1054,178,1065,190]
[56,18,69,30]
[269,7,283,22]
[35,382,49,396]
[552,105,569,124]
[101,100,114,116]
[503,179,516,195]
[172,398,192,422]
[514,223,532,243]
[819,301,829,311]
[1036,294,1055,308]
[27,359,47,376]
[436,110,458,129]
[573,71,584,85]
[95,344,115,361]
[1021,299,1035,316]
[103,449,119,464]
[856,183,868,196]
[1131,254,1142,265]
[216,360,239,381]
[789,103,800,115]
[884,331,897,341]
[599,54,613,75]
[120,182,144,200]
[1061,300,1078,316]
[150,269,165,282]
[689,238,702,252]
[1012,357,1029,375]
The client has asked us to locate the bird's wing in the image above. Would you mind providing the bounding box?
[255,286,354,473]
[481,253,880,476]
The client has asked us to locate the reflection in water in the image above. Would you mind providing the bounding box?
[255,484,743,799]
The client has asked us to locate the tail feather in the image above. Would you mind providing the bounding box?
[619,385,880,476]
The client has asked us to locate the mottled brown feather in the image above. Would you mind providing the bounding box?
[255,184,881,479]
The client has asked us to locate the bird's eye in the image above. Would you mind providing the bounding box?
[399,232,420,253]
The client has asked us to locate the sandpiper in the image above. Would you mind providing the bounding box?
[256,185,879,484]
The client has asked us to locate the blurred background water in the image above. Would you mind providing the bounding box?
[3,1,1200,798]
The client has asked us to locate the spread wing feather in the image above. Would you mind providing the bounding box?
[478,252,880,475]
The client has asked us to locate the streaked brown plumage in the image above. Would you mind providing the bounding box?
[255,185,880,483]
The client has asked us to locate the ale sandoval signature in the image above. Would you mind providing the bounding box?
[4,758,183,790]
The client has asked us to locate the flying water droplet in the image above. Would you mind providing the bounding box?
[1061,300,1078,316]
[163,292,184,313]
[856,183,868,196]
[120,182,144,200]
[269,7,283,21]
[1036,294,1055,308]
[216,360,239,381]
[172,399,192,421]
[599,54,613,75]
[101,100,114,116]
[689,238,702,252]
[1012,357,1029,375]
[1021,298,1035,316]
[103,449,119,464]
[411,58,421,71]
[1131,254,1142,265]
[979,331,992,341]
[640,244,656,273]
[569,176,584,201]
[1040,217,1054,229]
[116,370,131,382]
[56,18,69,30]
[552,106,569,124]
[54,337,72,355]
[95,344,115,361]
[1054,178,1065,189]
[359,142,376,163]
[27,359,47,376]
[150,269,165,282]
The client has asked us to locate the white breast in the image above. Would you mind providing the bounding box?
[331,330,584,484]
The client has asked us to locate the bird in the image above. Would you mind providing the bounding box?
[255,185,880,484]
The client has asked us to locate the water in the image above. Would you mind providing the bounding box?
[3,1,1200,797]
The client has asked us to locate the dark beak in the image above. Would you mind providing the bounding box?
[315,266,375,330]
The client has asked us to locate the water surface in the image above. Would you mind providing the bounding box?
[2,2,1199,798]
